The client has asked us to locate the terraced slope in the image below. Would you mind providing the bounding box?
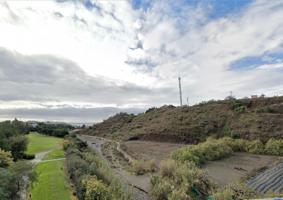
[247,162,283,194]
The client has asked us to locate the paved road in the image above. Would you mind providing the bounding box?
[78,134,152,200]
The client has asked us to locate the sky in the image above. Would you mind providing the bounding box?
[1,0,283,123]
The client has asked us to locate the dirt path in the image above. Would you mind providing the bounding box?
[78,135,152,200]
[203,152,282,187]
[31,150,51,164]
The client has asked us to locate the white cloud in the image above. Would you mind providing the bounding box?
[0,0,156,86]
[135,0,283,102]
[1,0,283,121]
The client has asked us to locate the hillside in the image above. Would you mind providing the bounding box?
[81,96,283,143]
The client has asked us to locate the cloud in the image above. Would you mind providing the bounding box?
[1,0,283,121]
[0,47,175,107]
[131,0,283,101]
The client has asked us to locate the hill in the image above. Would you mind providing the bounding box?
[80,96,283,143]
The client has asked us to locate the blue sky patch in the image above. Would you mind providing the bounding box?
[132,0,253,19]
[230,52,283,71]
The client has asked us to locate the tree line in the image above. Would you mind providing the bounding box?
[0,119,35,200]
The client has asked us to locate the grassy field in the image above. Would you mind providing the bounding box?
[26,132,63,154]
[43,149,65,160]
[30,160,71,200]
[27,133,72,200]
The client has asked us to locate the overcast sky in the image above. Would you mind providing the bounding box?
[1,0,283,123]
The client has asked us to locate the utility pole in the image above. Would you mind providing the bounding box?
[178,77,183,106]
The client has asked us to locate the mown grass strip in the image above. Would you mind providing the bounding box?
[26,132,63,155]
[43,149,65,160]
[30,160,71,200]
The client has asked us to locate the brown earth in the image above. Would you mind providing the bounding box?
[121,140,184,164]
[80,96,283,143]
[203,152,282,186]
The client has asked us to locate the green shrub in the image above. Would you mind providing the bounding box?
[22,153,35,160]
[265,138,283,156]
[212,183,255,200]
[171,147,201,164]
[234,106,246,113]
[82,175,110,200]
[231,100,243,110]
[150,176,172,200]
[62,139,73,150]
[171,138,233,164]
[220,137,246,152]
[150,160,212,200]
[0,149,13,168]
[244,140,265,154]
[256,106,274,113]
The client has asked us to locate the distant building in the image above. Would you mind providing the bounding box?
[251,95,258,99]
[27,121,38,128]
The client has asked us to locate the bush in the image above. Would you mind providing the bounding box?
[151,160,212,200]
[172,138,233,164]
[0,168,17,200]
[23,153,35,160]
[8,135,28,161]
[0,149,13,168]
[159,159,176,179]
[244,140,265,154]
[82,175,110,200]
[256,106,274,113]
[212,183,255,200]
[171,147,201,164]
[217,137,247,152]
[132,159,157,175]
[145,159,157,172]
[62,140,73,151]
[265,138,283,156]
[234,106,246,113]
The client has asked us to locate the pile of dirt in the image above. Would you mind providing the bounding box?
[80,96,283,143]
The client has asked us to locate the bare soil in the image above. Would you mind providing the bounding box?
[203,152,282,187]
[122,140,184,164]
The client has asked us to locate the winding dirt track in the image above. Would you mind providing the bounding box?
[77,134,152,200]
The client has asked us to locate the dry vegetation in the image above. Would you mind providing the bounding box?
[150,137,283,200]
[81,96,283,143]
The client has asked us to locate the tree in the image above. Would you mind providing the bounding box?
[10,161,35,192]
[0,168,17,200]
[9,136,28,161]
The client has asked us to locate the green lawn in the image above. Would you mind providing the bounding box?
[43,149,65,160]
[30,160,71,200]
[27,133,71,200]
[26,132,63,154]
